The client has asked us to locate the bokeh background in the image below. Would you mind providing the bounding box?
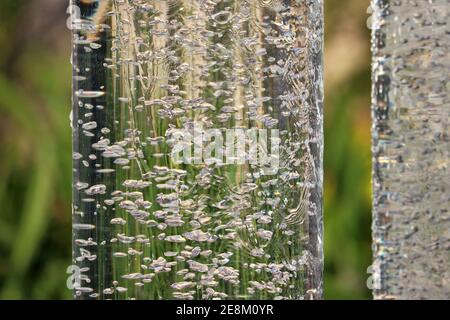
[0,0,372,299]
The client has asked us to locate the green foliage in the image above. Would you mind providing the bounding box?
[0,13,72,297]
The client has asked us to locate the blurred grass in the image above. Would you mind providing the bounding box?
[0,0,372,299]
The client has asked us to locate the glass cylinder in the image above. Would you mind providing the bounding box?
[71,0,323,300]
[371,0,449,299]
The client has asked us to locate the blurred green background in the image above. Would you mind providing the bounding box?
[0,0,372,299]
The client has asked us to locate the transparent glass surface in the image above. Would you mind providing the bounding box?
[371,0,450,299]
[72,0,323,300]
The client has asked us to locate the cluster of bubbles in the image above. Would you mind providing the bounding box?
[372,0,450,299]
[72,0,323,300]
